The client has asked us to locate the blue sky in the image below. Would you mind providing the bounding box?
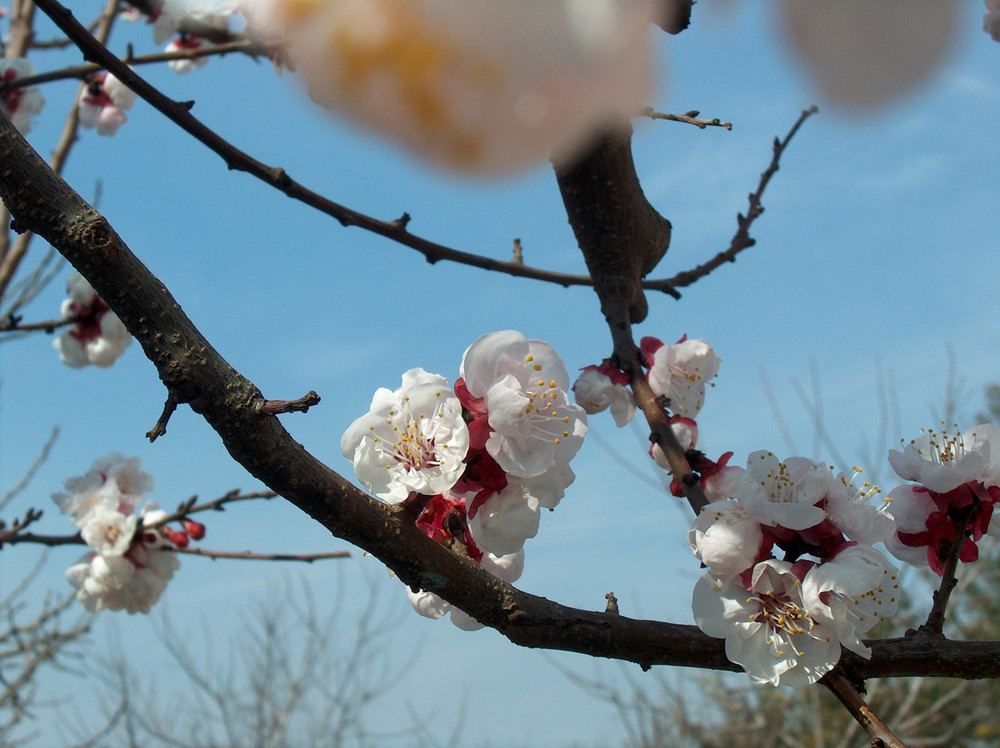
[3,2,1000,745]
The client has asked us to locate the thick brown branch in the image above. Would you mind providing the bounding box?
[554,123,674,324]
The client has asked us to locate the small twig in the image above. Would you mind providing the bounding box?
[919,504,976,638]
[511,237,523,265]
[822,672,909,748]
[640,106,733,130]
[653,105,819,293]
[170,547,350,562]
[604,592,619,615]
[0,38,279,91]
[143,489,278,530]
[256,390,321,416]
[0,315,72,334]
[146,393,178,442]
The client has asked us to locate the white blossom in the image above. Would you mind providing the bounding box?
[572,365,634,427]
[888,424,1000,494]
[801,545,899,658]
[693,560,840,687]
[823,468,895,545]
[689,500,764,580]
[341,368,470,503]
[467,482,540,556]
[737,451,832,532]
[460,330,586,478]
[643,337,720,418]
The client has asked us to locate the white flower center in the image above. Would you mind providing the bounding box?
[748,588,816,657]
[382,401,450,472]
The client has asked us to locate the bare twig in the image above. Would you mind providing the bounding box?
[170,547,350,562]
[145,393,178,442]
[0,38,280,91]
[640,106,733,130]
[655,106,819,292]
[256,391,321,416]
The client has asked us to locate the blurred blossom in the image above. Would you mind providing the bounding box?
[780,1,958,111]
[251,0,660,174]
[0,58,45,134]
[53,273,132,367]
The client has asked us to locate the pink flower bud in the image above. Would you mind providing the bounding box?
[182,519,206,540]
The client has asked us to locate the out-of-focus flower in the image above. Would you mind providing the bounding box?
[0,58,45,134]
[53,273,132,367]
[57,458,182,614]
[78,72,137,136]
[54,453,153,523]
[252,0,660,174]
[986,0,1000,41]
[341,368,470,503]
[781,1,959,111]
[641,336,720,418]
[166,34,211,73]
[458,330,586,478]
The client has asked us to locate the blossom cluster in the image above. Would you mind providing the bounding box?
[342,330,586,627]
[53,273,132,368]
[690,453,899,686]
[53,454,203,614]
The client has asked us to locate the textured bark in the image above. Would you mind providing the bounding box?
[554,125,672,326]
